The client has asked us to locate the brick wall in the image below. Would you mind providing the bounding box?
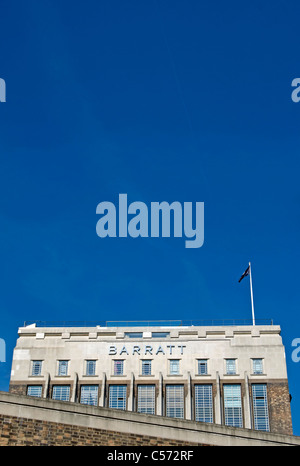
[268,382,293,435]
[9,384,27,396]
[0,413,205,446]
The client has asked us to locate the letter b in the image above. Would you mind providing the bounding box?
[108,345,117,355]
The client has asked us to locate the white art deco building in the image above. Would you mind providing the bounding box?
[9,320,293,435]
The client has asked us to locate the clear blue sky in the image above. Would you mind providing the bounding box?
[1,0,300,434]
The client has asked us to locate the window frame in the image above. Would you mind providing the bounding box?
[85,360,96,376]
[252,358,264,375]
[252,384,270,432]
[31,360,43,376]
[151,332,170,338]
[80,385,99,406]
[141,359,152,376]
[137,384,156,415]
[165,384,184,419]
[223,384,243,428]
[113,359,124,376]
[124,332,143,338]
[169,359,180,376]
[225,359,237,375]
[194,384,213,423]
[52,385,70,402]
[108,384,127,410]
[57,360,69,377]
[197,359,208,375]
[27,385,43,398]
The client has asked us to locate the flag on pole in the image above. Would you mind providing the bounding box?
[238,265,250,283]
[238,262,255,325]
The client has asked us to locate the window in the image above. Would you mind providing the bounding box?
[198,359,208,375]
[125,332,143,338]
[223,384,243,428]
[31,360,42,376]
[27,385,42,398]
[80,385,98,406]
[225,359,236,375]
[142,360,152,376]
[166,385,184,419]
[58,360,68,376]
[113,360,124,375]
[109,385,127,410]
[52,385,70,402]
[86,360,96,376]
[252,384,270,432]
[195,385,213,423]
[252,358,263,375]
[169,359,180,375]
[137,385,155,414]
[152,332,170,338]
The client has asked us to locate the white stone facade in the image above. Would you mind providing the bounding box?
[9,323,291,433]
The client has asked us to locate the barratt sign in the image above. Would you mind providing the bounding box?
[108,344,186,356]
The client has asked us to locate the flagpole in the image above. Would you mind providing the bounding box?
[249,262,255,326]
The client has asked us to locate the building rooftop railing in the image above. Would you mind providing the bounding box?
[23,318,274,328]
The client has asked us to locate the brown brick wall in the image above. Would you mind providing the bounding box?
[0,413,208,446]
[267,382,293,435]
[9,384,27,396]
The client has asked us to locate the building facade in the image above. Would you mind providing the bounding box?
[9,322,293,435]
